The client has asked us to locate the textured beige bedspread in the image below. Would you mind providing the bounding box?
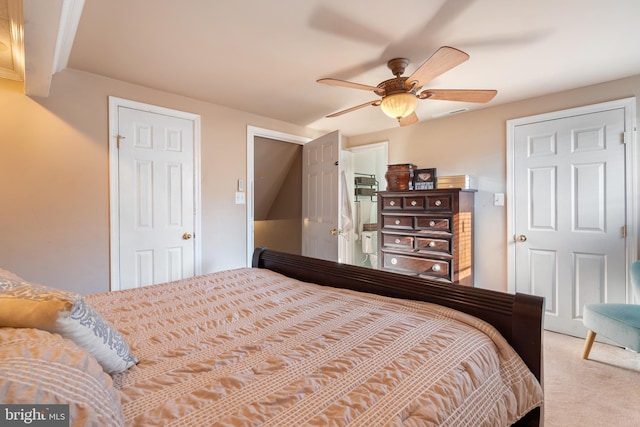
[87,268,543,426]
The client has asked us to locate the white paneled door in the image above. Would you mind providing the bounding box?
[302,130,342,262]
[511,102,633,337]
[112,101,198,290]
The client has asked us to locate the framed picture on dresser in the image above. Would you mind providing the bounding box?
[413,168,437,190]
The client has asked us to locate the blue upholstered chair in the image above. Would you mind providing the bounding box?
[581,260,640,359]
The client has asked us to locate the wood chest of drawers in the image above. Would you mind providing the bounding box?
[378,189,475,285]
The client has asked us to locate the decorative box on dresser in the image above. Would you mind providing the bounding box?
[378,189,475,286]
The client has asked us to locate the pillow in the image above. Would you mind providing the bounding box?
[0,327,126,427]
[0,278,137,374]
[0,267,23,282]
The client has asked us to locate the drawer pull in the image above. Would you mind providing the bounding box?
[391,258,398,265]
[411,200,417,206]
[389,200,396,206]
[395,219,401,225]
[428,241,436,248]
[432,264,441,272]
[435,199,442,206]
[429,220,436,227]
[395,238,401,244]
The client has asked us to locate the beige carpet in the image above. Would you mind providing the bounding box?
[543,331,640,426]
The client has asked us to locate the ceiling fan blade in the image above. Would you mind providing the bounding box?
[326,100,381,118]
[399,112,419,127]
[421,89,497,103]
[405,46,469,88]
[380,0,475,62]
[317,78,382,93]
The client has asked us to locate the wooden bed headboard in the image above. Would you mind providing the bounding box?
[252,248,544,427]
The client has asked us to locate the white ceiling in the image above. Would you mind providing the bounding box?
[22,0,640,136]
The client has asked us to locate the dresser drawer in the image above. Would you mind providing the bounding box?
[382,197,403,210]
[383,216,413,229]
[382,233,414,249]
[415,217,451,232]
[403,195,425,209]
[415,237,450,253]
[383,253,451,280]
[426,194,452,210]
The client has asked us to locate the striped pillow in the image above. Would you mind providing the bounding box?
[0,279,137,374]
[0,327,126,426]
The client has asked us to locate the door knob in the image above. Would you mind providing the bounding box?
[182,232,193,240]
[516,234,527,242]
[330,228,342,236]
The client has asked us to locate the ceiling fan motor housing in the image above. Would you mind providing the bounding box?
[378,77,419,97]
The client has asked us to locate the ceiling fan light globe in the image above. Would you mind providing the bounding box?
[380,93,418,119]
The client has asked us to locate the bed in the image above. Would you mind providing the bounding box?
[0,248,544,426]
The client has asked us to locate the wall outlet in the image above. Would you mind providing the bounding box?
[235,191,245,204]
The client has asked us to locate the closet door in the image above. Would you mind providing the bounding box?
[512,105,628,337]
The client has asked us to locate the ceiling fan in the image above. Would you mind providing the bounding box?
[317,46,497,126]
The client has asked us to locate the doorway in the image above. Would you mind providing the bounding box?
[506,97,637,337]
[344,142,389,268]
[246,126,309,265]
[253,136,303,255]
[248,128,342,264]
[246,128,388,268]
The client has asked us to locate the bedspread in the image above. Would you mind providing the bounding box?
[86,268,543,426]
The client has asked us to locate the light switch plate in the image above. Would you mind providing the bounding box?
[494,193,505,206]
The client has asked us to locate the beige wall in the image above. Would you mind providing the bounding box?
[254,219,302,255]
[347,74,640,291]
[0,69,322,294]
[2,68,638,295]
